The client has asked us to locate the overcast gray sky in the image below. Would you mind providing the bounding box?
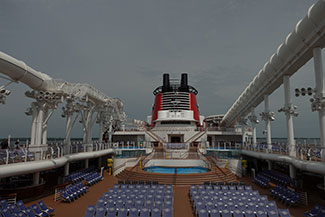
[0,0,321,139]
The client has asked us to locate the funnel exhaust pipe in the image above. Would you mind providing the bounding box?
[162,73,170,92]
[180,73,189,91]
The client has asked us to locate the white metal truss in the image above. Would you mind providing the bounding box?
[222,0,325,127]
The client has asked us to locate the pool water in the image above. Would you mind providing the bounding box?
[143,166,209,174]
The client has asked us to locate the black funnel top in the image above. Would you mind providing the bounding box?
[162,73,170,92]
[180,73,189,91]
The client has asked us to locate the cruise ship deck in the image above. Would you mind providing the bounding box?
[1,0,325,217]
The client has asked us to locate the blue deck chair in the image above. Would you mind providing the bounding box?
[155,195,164,202]
[128,207,138,217]
[245,186,252,191]
[9,204,21,215]
[117,207,127,217]
[267,201,277,212]
[61,190,73,202]
[1,207,12,217]
[305,204,323,217]
[316,208,325,217]
[233,209,244,217]
[95,207,106,217]
[96,198,105,209]
[16,201,28,212]
[151,208,161,217]
[135,200,143,209]
[210,209,219,217]
[145,200,153,209]
[38,200,55,215]
[25,208,36,217]
[221,209,232,217]
[279,209,291,217]
[83,205,95,217]
[256,210,267,217]
[194,201,204,214]
[206,201,214,211]
[268,210,279,217]
[164,201,173,209]
[106,207,116,217]
[154,200,163,210]
[126,199,134,208]
[146,194,154,201]
[245,210,255,217]
[0,200,9,209]
[31,204,48,217]
[237,186,244,191]
[17,211,28,217]
[163,207,172,217]
[115,200,124,209]
[198,209,208,217]
[140,207,150,217]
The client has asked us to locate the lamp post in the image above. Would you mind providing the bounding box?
[248,108,259,149]
[260,95,275,153]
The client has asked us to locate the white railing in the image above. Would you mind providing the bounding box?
[243,142,325,162]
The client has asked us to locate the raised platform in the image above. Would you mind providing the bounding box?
[116,158,237,185]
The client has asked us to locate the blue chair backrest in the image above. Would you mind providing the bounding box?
[1,207,12,217]
[279,209,291,217]
[96,207,106,217]
[25,208,35,217]
[106,207,116,217]
[83,205,95,217]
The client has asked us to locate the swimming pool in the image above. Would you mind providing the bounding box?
[143,166,209,174]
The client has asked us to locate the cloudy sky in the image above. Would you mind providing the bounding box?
[0,0,321,139]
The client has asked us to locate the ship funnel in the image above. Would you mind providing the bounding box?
[180,73,189,91]
[162,73,170,92]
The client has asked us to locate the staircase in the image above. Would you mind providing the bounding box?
[144,129,166,144]
[185,129,208,144]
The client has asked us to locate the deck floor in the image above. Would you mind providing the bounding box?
[25,171,323,217]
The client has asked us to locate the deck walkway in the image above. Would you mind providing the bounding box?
[23,170,320,217]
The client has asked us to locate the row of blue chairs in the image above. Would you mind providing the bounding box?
[0,200,54,217]
[190,184,291,217]
[196,208,291,217]
[261,170,295,187]
[61,182,88,202]
[64,166,96,183]
[252,174,270,188]
[269,185,300,207]
[112,183,173,192]
[305,203,325,217]
[83,184,174,217]
[190,184,252,192]
[84,205,173,217]
[84,172,103,186]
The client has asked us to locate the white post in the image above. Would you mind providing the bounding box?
[65,114,72,154]
[264,95,272,152]
[251,108,257,149]
[30,103,38,145]
[98,156,102,169]
[267,160,272,170]
[64,163,69,176]
[313,48,325,161]
[284,76,296,157]
[99,120,104,143]
[283,76,297,178]
[33,172,40,185]
[85,159,89,169]
[42,109,48,145]
[35,105,44,146]
[241,125,246,147]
